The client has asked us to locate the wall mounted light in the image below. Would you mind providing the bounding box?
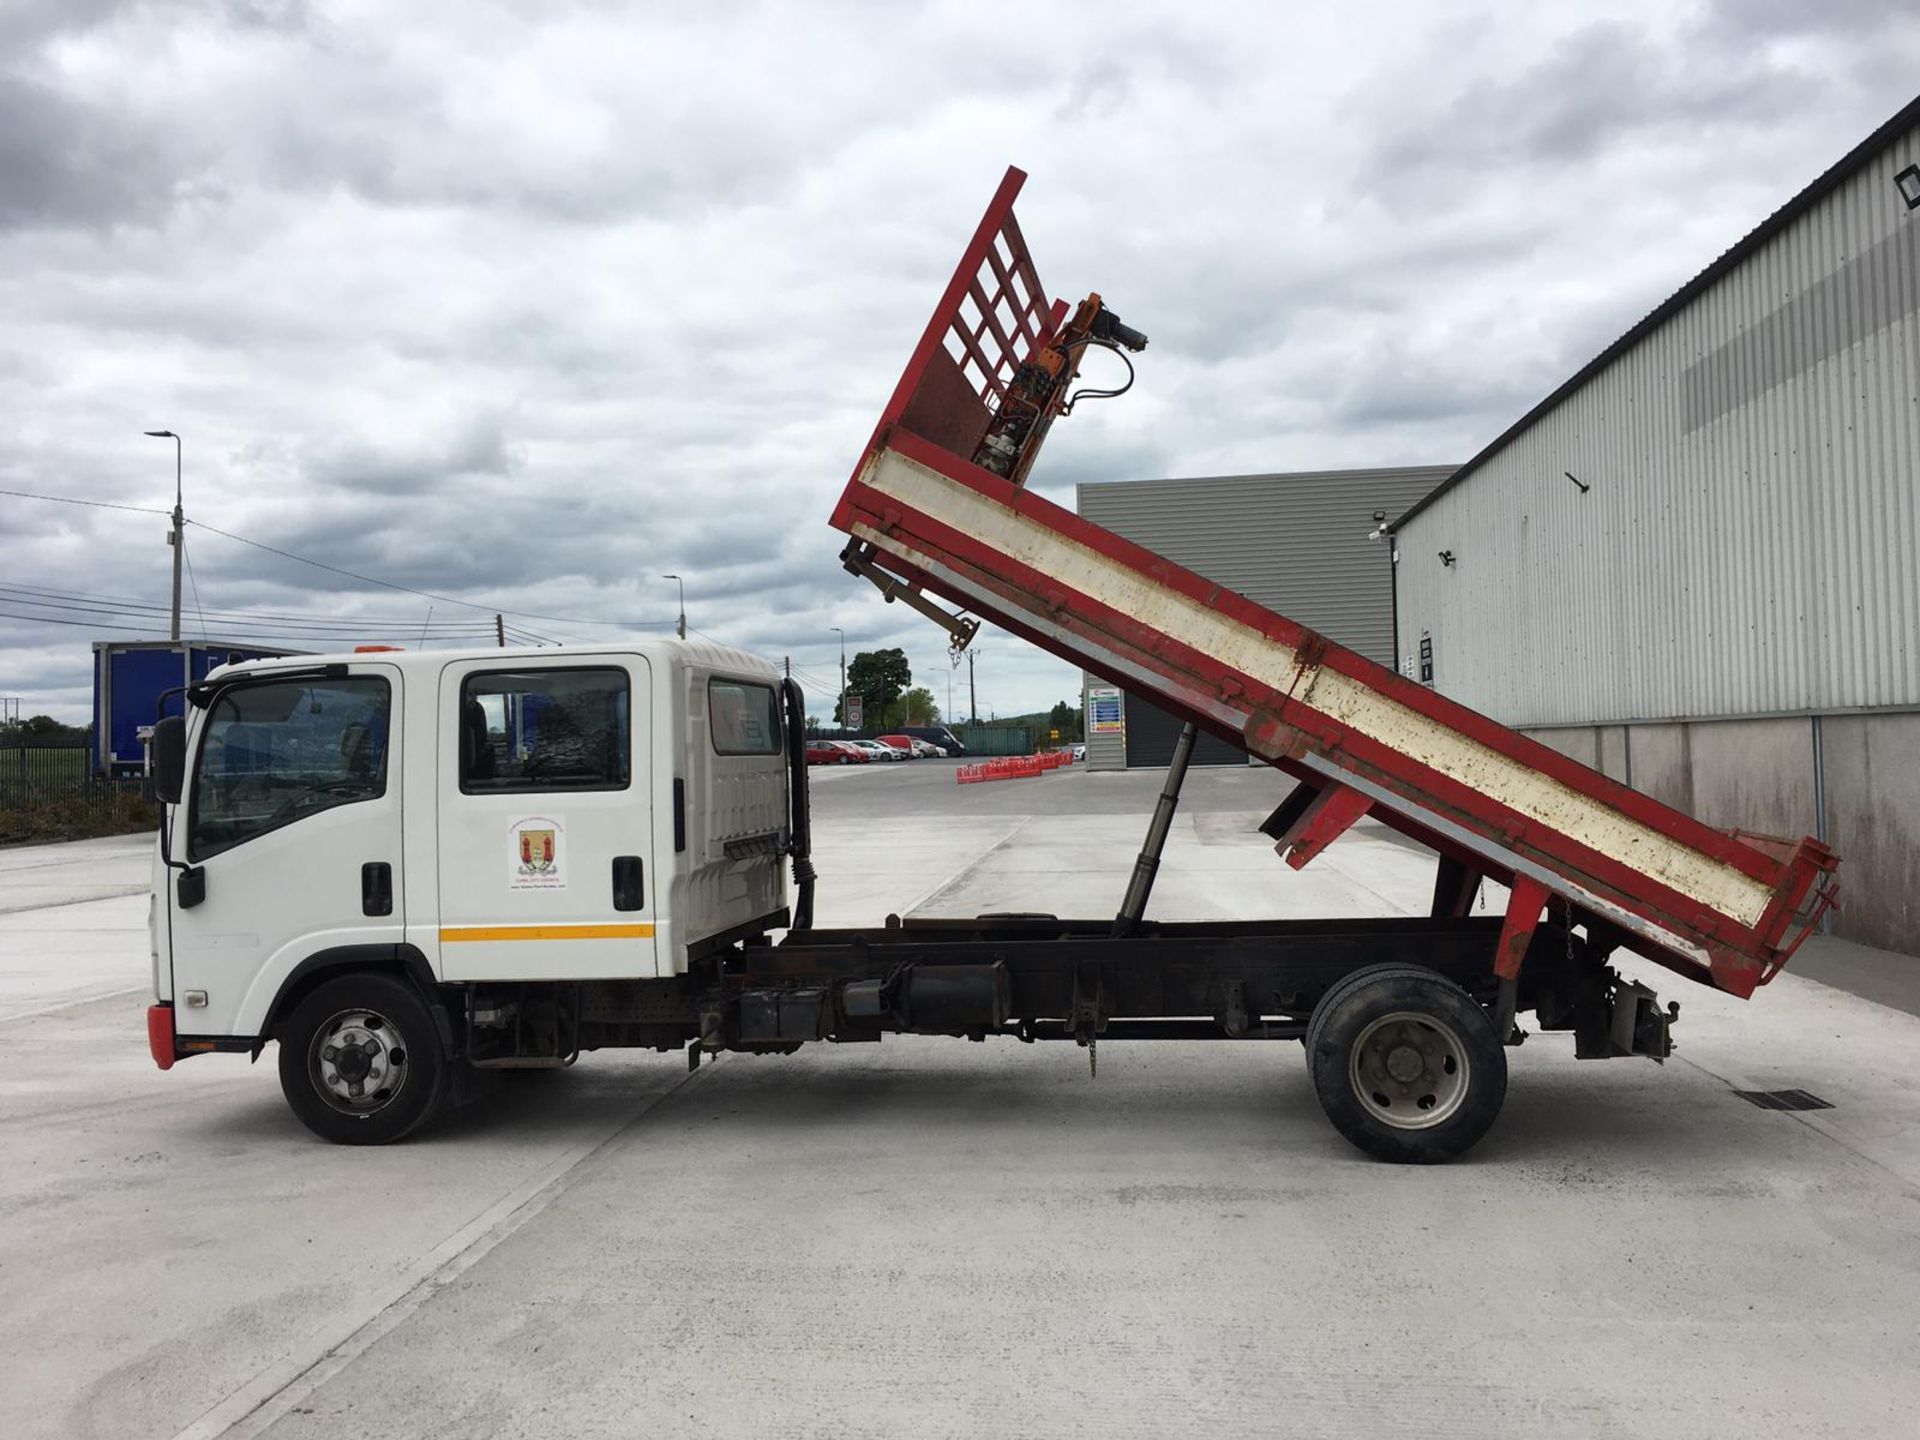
[1564,470,1590,494]
[1438,550,1455,567]
[1897,164,1920,211]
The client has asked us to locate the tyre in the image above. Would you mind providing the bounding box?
[1304,964,1505,1164]
[277,972,450,1145]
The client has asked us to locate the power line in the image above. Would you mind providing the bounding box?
[788,664,838,690]
[0,580,505,630]
[182,518,519,617]
[0,580,496,626]
[0,601,498,643]
[502,624,560,646]
[180,533,209,642]
[0,599,503,641]
[0,606,488,642]
[0,486,169,515]
[184,519,676,629]
[2,486,676,631]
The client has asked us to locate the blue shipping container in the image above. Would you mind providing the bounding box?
[92,641,305,775]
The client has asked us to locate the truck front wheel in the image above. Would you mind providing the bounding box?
[1305,965,1506,1164]
[277,973,449,1145]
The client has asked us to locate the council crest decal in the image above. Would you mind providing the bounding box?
[507,816,566,890]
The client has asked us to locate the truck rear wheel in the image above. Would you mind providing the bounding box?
[1305,965,1505,1164]
[277,973,449,1145]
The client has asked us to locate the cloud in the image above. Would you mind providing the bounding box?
[0,71,184,229]
[1,0,1916,723]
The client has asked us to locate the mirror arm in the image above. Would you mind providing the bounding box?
[156,802,190,875]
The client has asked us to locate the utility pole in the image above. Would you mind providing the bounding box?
[968,647,979,724]
[495,613,505,647]
[831,627,846,733]
[144,430,183,641]
[662,574,686,639]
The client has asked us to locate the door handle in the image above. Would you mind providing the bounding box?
[361,861,393,917]
[611,855,645,912]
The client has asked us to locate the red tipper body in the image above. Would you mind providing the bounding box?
[829,166,1840,998]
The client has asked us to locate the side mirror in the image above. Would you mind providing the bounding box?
[150,716,187,806]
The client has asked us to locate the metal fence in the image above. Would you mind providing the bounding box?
[0,745,130,813]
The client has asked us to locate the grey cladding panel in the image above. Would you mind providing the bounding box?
[1077,467,1452,667]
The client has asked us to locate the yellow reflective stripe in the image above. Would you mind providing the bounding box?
[439,923,655,943]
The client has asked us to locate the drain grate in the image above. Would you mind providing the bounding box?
[1733,1088,1834,1112]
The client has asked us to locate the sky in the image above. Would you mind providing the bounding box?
[3,0,1916,726]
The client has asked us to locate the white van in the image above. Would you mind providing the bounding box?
[146,640,795,1142]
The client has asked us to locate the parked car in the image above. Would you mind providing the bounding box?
[1071,743,1086,761]
[807,740,867,765]
[876,734,917,757]
[850,739,906,761]
[901,725,966,756]
[909,738,942,758]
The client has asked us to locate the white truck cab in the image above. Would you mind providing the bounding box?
[146,639,794,1142]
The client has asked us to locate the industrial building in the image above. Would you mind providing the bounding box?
[1393,94,1920,954]
[1077,467,1453,769]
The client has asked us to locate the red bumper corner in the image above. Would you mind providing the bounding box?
[147,1003,176,1071]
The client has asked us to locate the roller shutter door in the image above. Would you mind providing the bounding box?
[1121,690,1245,768]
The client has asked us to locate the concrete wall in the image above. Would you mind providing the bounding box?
[1522,710,1918,954]
[1820,713,1920,956]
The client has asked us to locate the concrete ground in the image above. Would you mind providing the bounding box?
[4,761,1919,1439]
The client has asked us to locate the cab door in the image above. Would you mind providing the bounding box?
[167,664,404,1039]
[433,655,657,981]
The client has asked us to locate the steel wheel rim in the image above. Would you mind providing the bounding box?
[309,1007,410,1116]
[1348,1009,1470,1130]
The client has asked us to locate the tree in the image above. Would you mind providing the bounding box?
[883,687,939,728]
[0,714,86,745]
[837,648,911,726]
[1046,699,1081,742]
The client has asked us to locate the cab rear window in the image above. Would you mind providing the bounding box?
[461,668,630,792]
[709,679,779,755]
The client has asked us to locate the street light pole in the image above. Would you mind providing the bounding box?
[144,431,183,642]
[831,627,845,732]
[661,573,686,639]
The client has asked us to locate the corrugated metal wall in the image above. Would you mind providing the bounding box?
[1077,467,1451,768]
[1395,119,1920,727]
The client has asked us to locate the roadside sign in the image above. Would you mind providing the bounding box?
[847,696,863,729]
[1088,686,1123,734]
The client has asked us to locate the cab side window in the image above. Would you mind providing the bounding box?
[189,676,390,860]
[460,668,630,792]
[709,679,780,756]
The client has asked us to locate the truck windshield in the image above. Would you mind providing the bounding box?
[188,676,391,860]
